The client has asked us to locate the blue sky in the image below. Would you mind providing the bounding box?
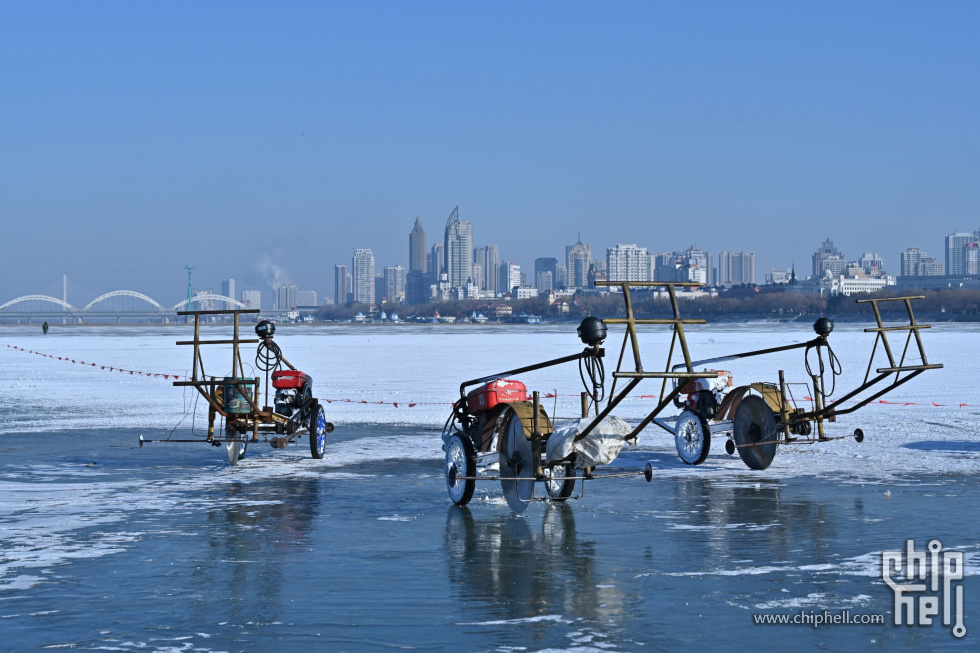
[1,1,977,306]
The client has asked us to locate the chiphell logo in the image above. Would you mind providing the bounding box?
[882,539,966,638]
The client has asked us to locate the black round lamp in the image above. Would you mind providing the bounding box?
[577,316,607,346]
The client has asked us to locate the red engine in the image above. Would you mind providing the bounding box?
[272,370,310,389]
[466,379,528,415]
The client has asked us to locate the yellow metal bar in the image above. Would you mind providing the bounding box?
[863,325,931,333]
[603,318,707,325]
[855,295,925,303]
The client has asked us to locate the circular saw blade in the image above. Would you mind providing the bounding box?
[499,410,535,512]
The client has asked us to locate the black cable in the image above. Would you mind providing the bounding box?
[255,338,284,374]
[579,348,605,410]
[805,340,842,398]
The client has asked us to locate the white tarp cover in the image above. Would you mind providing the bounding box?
[546,415,633,468]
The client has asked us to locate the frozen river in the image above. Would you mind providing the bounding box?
[1,323,978,651]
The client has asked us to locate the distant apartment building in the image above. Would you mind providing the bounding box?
[278,283,298,311]
[901,248,944,277]
[945,232,976,276]
[588,260,607,287]
[221,278,236,308]
[498,262,521,295]
[297,290,317,307]
[858,252,885,277]
[444,205,474,289]
[384,266,406,303]
[241,290,261,309]
[334,264,347,306]
[718,251,756,286]
[352,249,375,304]
[607,244,650,283]
[813,238,847,279]
[534,258,558,292]
[566,239,592,288]
[535,271,553,293]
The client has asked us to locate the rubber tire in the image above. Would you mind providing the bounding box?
[446,434,477,506]
[674,410,711,465]
[733,395,778,470]
[544,463,576,500]
[225,428,247,466]
[309,402,327,459]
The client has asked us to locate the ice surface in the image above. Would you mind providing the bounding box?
[4,322,975,482]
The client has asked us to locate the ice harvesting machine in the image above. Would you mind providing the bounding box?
[443,283,942,512]
[140,308,333,465]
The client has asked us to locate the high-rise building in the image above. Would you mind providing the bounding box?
[375,275,386,304]
[429,243,444,287]
[967,243,980,275]
[534,257,558,290]
[946,232,978,276]
[566,239,592,288]
[718,252,756,286]
[409,218,427,274]
[221,279,236,308]
[384,266,406,303]
[813,238,847,279]
[498,262,521,295]
[857,253,885,277]
[297,290,317,307]
[682,246,713,286]
[535,271,553,293]
[471,262,483,290]
[334,264,348,306]
[606,244,650,283]
[277,284,298,311]
[444,205,474,288]
[555,263,567,289]
[901,248,924,277]
[241,290,261,309]
[483,245,500,294]
[352,249,375,304]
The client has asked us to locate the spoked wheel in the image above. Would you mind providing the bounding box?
[543,462,576,501]
[499,410,535,513]
[309,402,328,459]
[733,395,778,470]
[446,434,477,505]
[225,426,247,466]
[674,410,711,465]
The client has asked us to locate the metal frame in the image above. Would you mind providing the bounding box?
[145,309,318,447]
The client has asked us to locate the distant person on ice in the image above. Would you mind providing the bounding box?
[42,322,49,335]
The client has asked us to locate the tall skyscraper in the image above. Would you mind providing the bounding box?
[718,251,756,286]
[946,232,977,276]
[444,205,474,288]
[534,257,558,291]
[409,218,427,274]
[352,249,375,304]
[277,284,298,311]
[406,218,428,304]
[384,266,406,303]
[566,238,592,288]
[498,262,521,295]
[335,264,348,306]
[606,244,650,283]
[429,242,444,286]
[221,279,235,308]
[484,244,500,294]
[901,248,923,276]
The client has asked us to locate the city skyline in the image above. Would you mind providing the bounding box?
[2,3,976,305]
